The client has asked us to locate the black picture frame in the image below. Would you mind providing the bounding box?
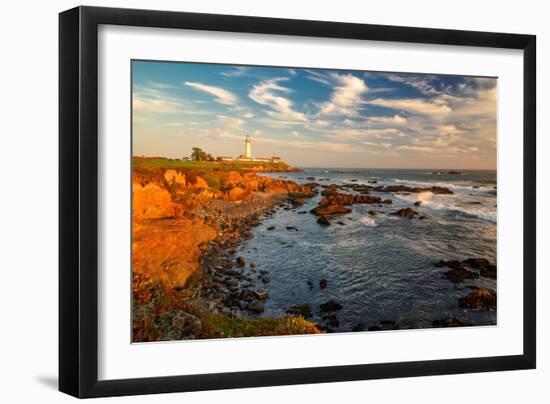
[59,5,536,398]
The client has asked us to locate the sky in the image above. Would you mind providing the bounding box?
[132,60,497,169]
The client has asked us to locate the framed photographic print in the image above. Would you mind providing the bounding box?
[59,6,536,398]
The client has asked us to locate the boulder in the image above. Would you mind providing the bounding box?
[443,266,480,283]
[458,288,496,310]
[432,318,473,327]
[319,279,328,289]
[320,299,343,312]
[317,216,331,226]
[254,289,269,300]
[246,302,265,314]
[391,207,418,218]
[159,310,202,340]
[373,185,453,195]
[236,256,246,267]
[228,186,250,201]
[463,258,497,279]
[310,204,352,216]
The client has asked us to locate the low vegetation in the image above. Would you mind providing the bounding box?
[132,274,320,342]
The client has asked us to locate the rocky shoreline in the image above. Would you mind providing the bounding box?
[132,167,497,340]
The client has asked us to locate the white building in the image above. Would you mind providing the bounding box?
[244,135,252,159]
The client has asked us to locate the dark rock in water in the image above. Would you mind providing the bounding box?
[298,211,307,214]
[236,256,246,267]
[373,184,453,195]
[447,171,462,175]
[351,323,365,332]
[261,274,272,284]
[250,261,256,268]
[391,207,418,218]
[311,204,352,216]
[318,192,388,207]
[468,201,482,205]
[443,266,479,283]
[320,299,343,312]
[458,288,496,310]
[473,185,480,189]
[306,177,316,181]
[243,230,254,239]
[267,226,276,231]
[317,325,335,333]
[240,288,256,301]
[368,180,378,184]
[246,302,265,313]
[286,225,298,231]
[319,279,328,289]
[435,259,463,270]
[414,201,422,207]
[418,215,427,220]
[159,310,202,340]
[290,198,305,206]
[254,289,269,300]
[336,221,346,226]
[463,258,497,279]
[432,318,473,327]
[322,314,340,328]
[307,280,314,289]
[286,304,313,318]
[351,179,358,182]
[317,215,331,226]
[368,210,383,216]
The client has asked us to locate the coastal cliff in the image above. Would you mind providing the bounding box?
[132,164,320,341]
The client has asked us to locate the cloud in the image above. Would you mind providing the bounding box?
[184,81,238,105]
[217,115,244,129]
[368,114,407,125]
[291,131,301,136]
[386,73,440,95]
[319,74,368,116]
[366,97,452,115]
[220,66,250,77]
[249,77,308,123]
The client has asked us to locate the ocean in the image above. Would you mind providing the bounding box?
[237,168,497,331]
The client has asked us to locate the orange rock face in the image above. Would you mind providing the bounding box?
[228,186,250,201]
[187,175,209,189]
[163,169,186,186]
[132,166,312,289]
[132,218,217,288]
[132,182,181,220]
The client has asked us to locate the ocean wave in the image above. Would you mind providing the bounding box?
[360,215,378,227]
[389,178,494,193]
[395,191,496,223]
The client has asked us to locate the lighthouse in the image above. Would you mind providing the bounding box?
[244,135,252,159]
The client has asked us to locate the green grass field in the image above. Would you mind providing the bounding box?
[132,157,292,172]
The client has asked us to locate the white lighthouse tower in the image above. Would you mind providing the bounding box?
[244,135,252,159]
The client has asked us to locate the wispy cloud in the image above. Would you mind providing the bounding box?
[318,74,368,116]
[184,81,238,105]
[249,77,308,123]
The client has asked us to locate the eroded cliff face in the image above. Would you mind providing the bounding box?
[132,167,314,288]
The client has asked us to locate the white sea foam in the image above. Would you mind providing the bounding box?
[395,191,496,223]
[360,215,378,227]
[389,178,493,194]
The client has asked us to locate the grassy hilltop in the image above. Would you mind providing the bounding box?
[133,156,297,173]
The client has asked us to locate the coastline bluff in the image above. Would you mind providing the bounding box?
[132,166,315,288]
